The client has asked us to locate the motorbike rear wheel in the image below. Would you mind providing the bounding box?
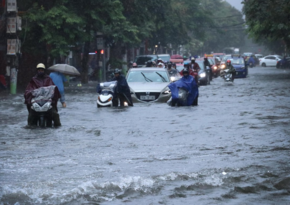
[39,116,45,128]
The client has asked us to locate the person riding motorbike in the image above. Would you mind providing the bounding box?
[169,68,198,106]
[24,63,61,127]
[167,62,177,76]
[157,62,165,68]
[222,60,236,81]
[190,57,200,72]
[204,57,213,80]
[112,68,133,107]
[132,62,138,68]
[146,60,153,67]
[248,55,255,67]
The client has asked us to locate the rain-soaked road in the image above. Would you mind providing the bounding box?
[0,66,290,205]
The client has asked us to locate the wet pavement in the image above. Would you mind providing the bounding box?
[0,66,290,205]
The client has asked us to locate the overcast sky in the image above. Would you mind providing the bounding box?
[225,0,243,11]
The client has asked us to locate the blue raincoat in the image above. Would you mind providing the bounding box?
[168,75,198,106]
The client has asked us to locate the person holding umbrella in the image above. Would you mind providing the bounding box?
[49,72,67,108]
[48,64,81,108]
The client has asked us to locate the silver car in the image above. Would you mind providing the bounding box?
[126,67,172,103]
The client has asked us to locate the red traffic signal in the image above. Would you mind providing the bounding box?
[100,49,104,54]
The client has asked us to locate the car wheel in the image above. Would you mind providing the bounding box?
[262,63,266,67]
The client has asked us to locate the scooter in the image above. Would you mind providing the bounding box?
[97,81,116,107]
[167,88,188,106]
[30,86,55,127]
[220,68,233,82]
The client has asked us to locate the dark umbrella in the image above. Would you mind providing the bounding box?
[170,54,183,59]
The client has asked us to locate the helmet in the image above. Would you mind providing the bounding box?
[36,63,45,69]
[114,68,121,74]
[182,68,189,75]
[157,62,164,67]
[146,60,153,67]
[191,57,195,61]
[226,60,231,63]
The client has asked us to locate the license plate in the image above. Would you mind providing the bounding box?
[140,95,155,100]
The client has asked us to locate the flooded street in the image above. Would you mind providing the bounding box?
[1,66,290,205]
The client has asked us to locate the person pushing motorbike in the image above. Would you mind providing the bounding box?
[112,68,133,107]
[24,63,61,127]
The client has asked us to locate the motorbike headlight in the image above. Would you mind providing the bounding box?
[170,76,176,82]
[221,64,225,69]
[214,66,217,70]
[162,87,171,94]
[199,72,206,78]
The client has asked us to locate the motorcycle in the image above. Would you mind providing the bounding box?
[97,81,116,107]
[167,76,198,106]
[249,62,254,68]
[220,68,233,82]
[30,86,55,127]
[167,88,188,106]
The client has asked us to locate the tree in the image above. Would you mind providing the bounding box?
[243,0,290,53]
[20,0,138,83]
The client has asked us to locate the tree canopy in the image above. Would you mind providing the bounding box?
[19,0,245,82]
[243,0,290,53]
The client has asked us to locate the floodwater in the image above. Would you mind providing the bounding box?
[0,66,290,205]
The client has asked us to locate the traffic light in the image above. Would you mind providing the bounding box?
[95,51,98,54]
[100,49,104,54]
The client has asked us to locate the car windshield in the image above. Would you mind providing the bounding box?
[230,58,244,65]
[135,56,154,65]
[127,70,169,82]
[158,55,170,62]
[222,55,232,62]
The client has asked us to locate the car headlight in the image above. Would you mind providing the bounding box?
[199,72,206,78]
[170,76,176,82]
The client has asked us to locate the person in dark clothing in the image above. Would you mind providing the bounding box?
[203,57,213,80]
[24,63,61,127]
[223,59,236,81]
[112,68,133,107]
[167,62,177,76]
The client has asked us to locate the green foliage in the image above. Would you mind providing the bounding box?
[243,0,290,52]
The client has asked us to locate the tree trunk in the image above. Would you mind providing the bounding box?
[81,40,90,84]
[109,42,124,70]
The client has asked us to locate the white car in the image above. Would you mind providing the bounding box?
[126,67,172,103]
[259,55,282,67]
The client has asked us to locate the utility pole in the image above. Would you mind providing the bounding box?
[6,0,21,94]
